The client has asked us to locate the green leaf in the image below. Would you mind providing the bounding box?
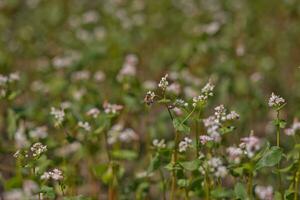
[234,182,248,200]
[147,153,161,173]
[211,187,233,199]
[177,179,189,188]
[40,186,56,199]
[173,119,190,133]
[255,146,283,170]
[158,99,171,104]
[180,160,201,171]
[111,150,138,160]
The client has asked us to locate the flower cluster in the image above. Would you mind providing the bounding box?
[78,121,91,131]
[50,107,65,127]
[41,169,64,181]
[192,82,215,107]
[103,102,123,114]
[152,139,166,149]
[144,91,156,105]
[86,108,100,118]
[0,72,20,98]
[178,137,192,152]
[117,54,138,81]
[239,133,261,158]
[30,142,47,157]
[268,93,285,108]
[107,124,138,145]
[255,185,273,200]
[158,74,169,91]
[200,157,228,178]
[226,146,243,164]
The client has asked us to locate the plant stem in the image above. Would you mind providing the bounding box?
[276,110,283,199]
[195,110,202,158]
[276,110,280,147]
[294,160,300,200]
[159,168,167,200]
[247,173,253,200]
[204,173,210,200]
[170,131,179,200]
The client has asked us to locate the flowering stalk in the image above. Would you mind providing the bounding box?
[170,130,179,200]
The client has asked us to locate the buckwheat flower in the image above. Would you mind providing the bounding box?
[192,95,207,107]
[78,121,91,131]
[285,121,300,136]
[215,166,228,178]
[158,74,169,91]
[30,142,47,157]
[94,70,106,82]
[153,139,166,149]
[268,93,285,108]
[173,107,183,116]
[226,111,240,121]
[103,102,123,114]
[201,82,214,96]
[13,150,21,158]
[0,74,8,86]
[8,72,20,82]
[86,108,100,118]
[199,135,213,145]
[29,126,48,139]
[240,132,261,158]
[174,99,188,107]
[255,185,273,200]
[143,80,156,90]
[226,146,243,164]
[214,105,226,120]
[179,137,192,152]
[144,91,156,105]
[41,171,51,180]
[166,82,181,95]
[41,169,63,181]
[71,70,90,81]
[117,54,138,81]
[119,128,139,143]
[107,124,123,145]
[50,107,65,126]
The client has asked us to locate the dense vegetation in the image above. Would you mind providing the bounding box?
[1,0,300,199]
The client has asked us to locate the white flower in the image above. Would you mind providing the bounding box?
[215,166,228,178]
[201,82,214,96]
[41,169,63,181]
[179,137,192,152]
[285,121,300,136]
[207,157,228,178]
[255,185,273,200]
[226,146,243,163]
[103,102,123,114]
[107,124,138,144]
[78,121,91,131]
[158,74,169,90]
[153,139,166,149]
[29,126,48,139]
[86,108,100,118]
[50,107,65,126]
[268,93,285,108]
[199,135,213,145]
[30,142,47,157]
[240,132,261,158]
[117,54,138,81]
[166,82,181,95]
[119,128,138,143]
[144,91,156,105]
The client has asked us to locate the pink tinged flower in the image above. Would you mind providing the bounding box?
[103,102,123,114]
[285,121,300,136]
[268,93,285,108]
[226,146,243,163]
[199,135,213,145]
[240,133,261,158]
[255,185,273,200]
[86,108,100,118]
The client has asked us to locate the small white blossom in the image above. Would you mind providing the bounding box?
[50,107,65,126]
[255,185,273,200]
[153,139,166,149]
[29,126,48,139]
[144,91,156,105]
[30,142,47,157]
[179,137,192,152]
[41,168,63,181]
[78,121,91,131]
[86,108,100,118]
[226,146,243,163]
[158,74,169,90]
[268,93,285,108]
[240,132,261,158]
[285,120,300,136]
[199,135,214,145]
[103,102,123,114]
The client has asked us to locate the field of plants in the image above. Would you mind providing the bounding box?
[1,0,300,199]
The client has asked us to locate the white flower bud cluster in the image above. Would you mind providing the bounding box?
[285,121,300,136]
[268,93,285,108]
[50,107,65,127]
[41,168,63,181]
[78,121,91,131]
[179,137,192,152]
[255,185,273,200]
[30,142,47,157]
[152,139,166,149]
[158,74,169,91]
[192,82,214,107]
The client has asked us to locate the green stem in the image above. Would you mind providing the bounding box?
[294,160,300,200]
[159,168,167,200]
[276,110,283,199]
[170,131,179,200]
[204,173,210,200]
[247,173,253,200]
[181,107,196,124]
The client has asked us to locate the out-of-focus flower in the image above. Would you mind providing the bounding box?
[50,107,65,127]
[179,137,192,152]
[143,80,156,90]
[226,146,243,164]
[41,168,63,181]
[94,70,106,82]
[78,121,91,132]
[255,185,273,200]
[268,93,285,108]
[107,124,138,145]
[117,54,138,81]
[29,126,48,139]
[285,120,300,136]
[153,139,166,149]
[103,102,123,114]
[199,135,214,145]
[86,108,100,118]
[240,132,261,158]
[206,157,228,178]
[166,82,181,95]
